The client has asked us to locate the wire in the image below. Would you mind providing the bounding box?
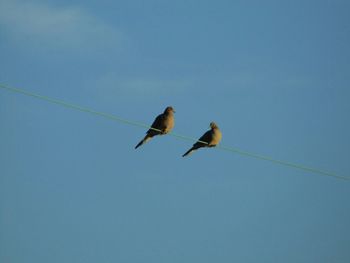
[1,83,348,181]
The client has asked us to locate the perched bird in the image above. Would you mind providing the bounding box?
[182,122,222,157]
[135,106,175,149]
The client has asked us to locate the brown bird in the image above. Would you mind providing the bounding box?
[182,122,222,157]
[135,106,175,149]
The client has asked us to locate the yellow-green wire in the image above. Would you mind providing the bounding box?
[1,83,348,181]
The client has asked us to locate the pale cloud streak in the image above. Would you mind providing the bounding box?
[0,0,123,52]
[91,73,191,100]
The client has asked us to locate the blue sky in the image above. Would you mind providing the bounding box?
[1,0,350,262]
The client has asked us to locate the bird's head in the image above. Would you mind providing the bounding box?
[210,122,218,129]
[164,106,175,114]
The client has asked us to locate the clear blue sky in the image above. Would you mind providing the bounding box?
[1,0,350,262]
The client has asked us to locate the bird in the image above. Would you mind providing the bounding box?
[182,122,222,157]
[135,106,175,149]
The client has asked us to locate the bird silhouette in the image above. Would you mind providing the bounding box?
[182,122,222,157]
[135,106,175,149]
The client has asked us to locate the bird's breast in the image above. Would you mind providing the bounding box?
[162,115,175,133]
[212,130,222,145]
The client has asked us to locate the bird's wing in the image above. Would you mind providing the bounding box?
[193,130,212,148]
[147,114,164,135]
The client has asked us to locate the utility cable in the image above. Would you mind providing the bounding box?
[1,83,348,181]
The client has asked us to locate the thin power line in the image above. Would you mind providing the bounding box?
[0,83,348,181]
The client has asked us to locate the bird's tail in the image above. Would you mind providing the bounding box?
[182,147,196,157]
[135,135,152,149]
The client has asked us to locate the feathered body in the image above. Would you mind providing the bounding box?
[182,122,222,157]
[135,106,175,149]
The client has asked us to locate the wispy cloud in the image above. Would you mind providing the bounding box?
[0,0,123,52]
[91,73,192,100]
